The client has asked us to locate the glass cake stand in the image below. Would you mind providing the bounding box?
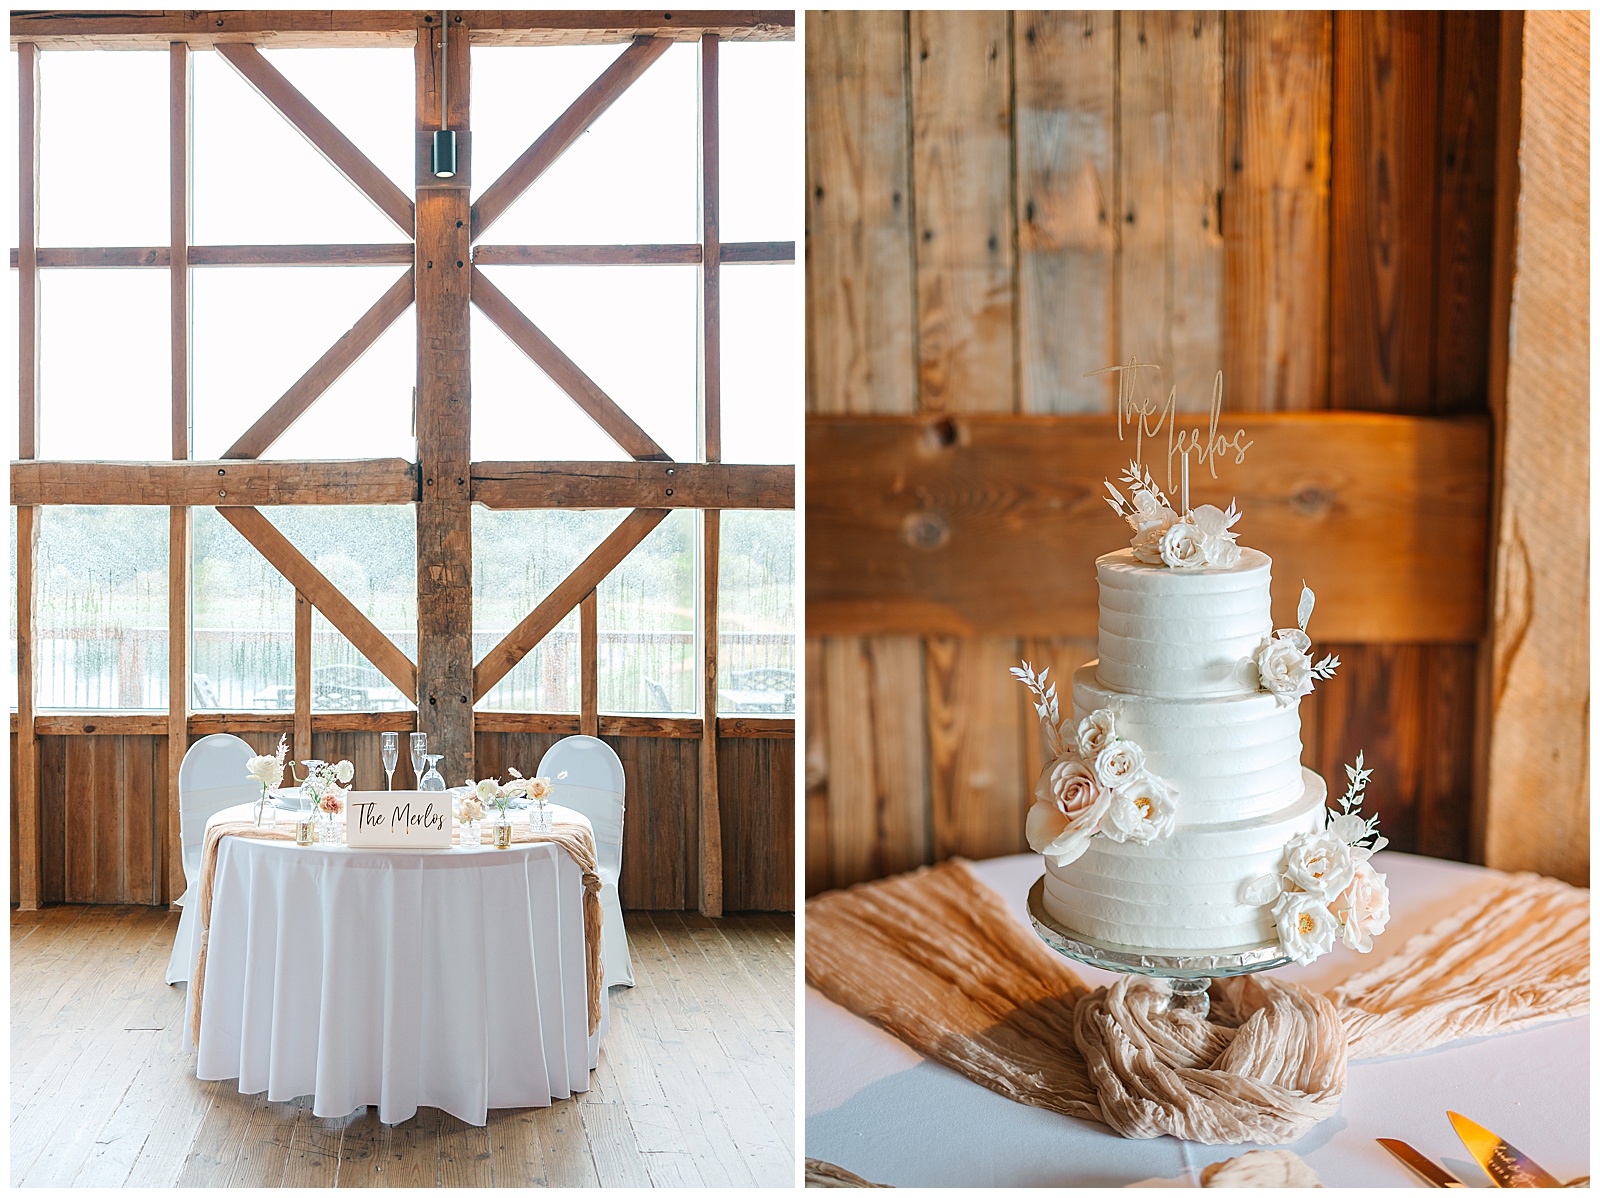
[1026,877,1291,1019]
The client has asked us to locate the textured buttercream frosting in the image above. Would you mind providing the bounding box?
[1041,545,1328,954]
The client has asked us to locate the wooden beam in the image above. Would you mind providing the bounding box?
[470,266,669,460]
[223,270,414,459]
[215,42,415,236]
[580,589,599,737]
[218,506,418,698]
[15,41,40,912]
[9,11,794,49]
[472,243,702,266]
[9,244,416,268]
[699,508,724,917]
[166,507,190,904]
[166,39,193,906]
[473,711,706,737]
[415,11,477,781]
[11,459,420,506]
[716,716,794,739]
[470,460,792,509]
[473,508,669,697]
[471,35,671,240]
[294,591,312,762]
[807,412,1492,642]
[720,240,795,265]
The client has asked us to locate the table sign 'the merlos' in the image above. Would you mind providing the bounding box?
[345,791,452,849]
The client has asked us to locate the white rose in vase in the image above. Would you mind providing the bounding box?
[246,754,284,789]
[1158,520,1207,569]
[1331,860,1391,952]
[1254,635,1314,705]
[1092,741,1145,792]
[1272,891,1341,966]
[1075,709,1116,759]
[1282,830,1356,900]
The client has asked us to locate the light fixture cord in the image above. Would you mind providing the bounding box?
[439,9,448,130]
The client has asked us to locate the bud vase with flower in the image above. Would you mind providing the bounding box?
[287,757,354,845]
[244,735,289,829]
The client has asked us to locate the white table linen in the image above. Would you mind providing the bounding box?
[190,803,606,1126]
[806,852,1590,1187]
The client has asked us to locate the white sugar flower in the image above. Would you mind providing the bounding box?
[1282,830,1356,900]
[1025,782,1111,868]
[1203,537,1241,569]
[1092,740,1145,792]
[1036,758,1103,820]
[1331,860,1391,952]
[333,759,355,784]
[245,754,284,789]
[1158,520,1207,569]
[1102,772,1177,844]
[1272,891,1341,966]
[1254,635,1314,705]
[1129,502,1180,564]
[1075,709,1116,760]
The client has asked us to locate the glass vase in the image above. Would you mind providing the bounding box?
[253,790,277,829]
[492,817,513,849]
[316,811,341,846]
[459,818,481,849]
[531,799,552,832]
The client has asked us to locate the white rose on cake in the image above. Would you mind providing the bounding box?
[1157,520,1206,569]
[1189,504,1242,568]
[1331,860,1390,952]
[1102,773,1177,845]
[1282,829,1356,899]
[1092,740,1145,792]
[1254,633,1314,705]
[1272,891,1341,966]
[1027,758,1110,867]
[1075,709,1116,759]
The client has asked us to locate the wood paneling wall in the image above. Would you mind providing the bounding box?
[805,11,1512,893]
[10,727,794,912]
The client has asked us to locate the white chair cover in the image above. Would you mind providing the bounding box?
[164,733,260,985]
[538,735,633,988]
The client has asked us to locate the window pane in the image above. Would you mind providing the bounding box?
[36,507,168,710]
[473,266,697,462]
[599,509,695,714]
[262,508,417,711]
[717,511,795,714]
[40,51,168,246]
[192,507,295,710]
[473,509,628,711]
[719,42,797,243]
[722,264,798,464]
[472,44,697,245]
[194,49,405,245]
[39,271,170,461]
[192,267,415,460]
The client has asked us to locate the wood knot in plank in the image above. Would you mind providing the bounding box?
[902,510,950,551]
[1290,485,1337,518]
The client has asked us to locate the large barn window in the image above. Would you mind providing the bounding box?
[13,14,797,920]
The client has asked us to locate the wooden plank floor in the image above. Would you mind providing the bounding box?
[10,906,795,1188]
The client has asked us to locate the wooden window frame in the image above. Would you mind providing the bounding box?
[11,10,796,916]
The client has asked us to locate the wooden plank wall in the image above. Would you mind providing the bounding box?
[805,11,1507,894]
[9,728,794,911]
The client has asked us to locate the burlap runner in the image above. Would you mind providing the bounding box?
[191,818,605,1047]
[805,860,1588,1145]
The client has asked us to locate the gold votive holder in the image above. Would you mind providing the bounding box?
[295,818,317,847]
[493,821,513,849]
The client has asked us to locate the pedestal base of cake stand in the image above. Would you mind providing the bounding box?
[1026,877,1291,1020]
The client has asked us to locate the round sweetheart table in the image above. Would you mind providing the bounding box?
[806,852,1589,1188]
[186,803,606,1127]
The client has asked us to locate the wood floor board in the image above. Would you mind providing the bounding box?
[10,905,794,1188]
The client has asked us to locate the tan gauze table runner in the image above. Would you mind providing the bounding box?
[805,860,1589,1145]
[191,819,605,1046]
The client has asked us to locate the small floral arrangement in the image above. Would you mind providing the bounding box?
[1103,461,1241,569]
[1012,662,1178,867]
[462,767,555,821]
[289,757,354,814]
[245,735,289,823]
[458,794,486,823]
[1240,753,1390,966]
[1254,584,1341,706]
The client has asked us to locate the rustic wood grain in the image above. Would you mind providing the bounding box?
[717,736,794,911]
[167,42,192,905]
[473,508,669,698]
[808,412,1490,641]
[804,11,917,415]
[700,33,722,464]
[803,638,828,896]
[1222,11,1332,411]
[215,42,415,234]
[911,10,1015,415]
[224,272,414,459]
[415,12,476,782]
[1330,12,1440,414]
[473,243,701,266]
[926,636,1025,862]
[165,508,189,906]
[219,507,418,697]
[471,36,671,239]
[294,592,312,763]
[1479,11,1589,886]
[15,42,40,910]
[580,590,598,738]
[9,244,420,268]
[471,267,668,461]
[11,459,419,507]
[469,460,792,510]
[699,510,723,917]
[718,241,795,265]
[1014,10,1116,414]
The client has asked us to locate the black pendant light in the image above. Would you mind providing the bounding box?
[431,10,457,178]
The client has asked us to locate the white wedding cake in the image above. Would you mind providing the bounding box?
[1017,462,1390,965]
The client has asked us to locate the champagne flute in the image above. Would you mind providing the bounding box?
[409,732,427,788]
[381,732,399,791]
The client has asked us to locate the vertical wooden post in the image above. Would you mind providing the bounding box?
[166,41,193,906]
[294,591,312,763]
[580,589,599,737]
[16,42,42,911]
[697,33,724,917]
[414,12,475,785]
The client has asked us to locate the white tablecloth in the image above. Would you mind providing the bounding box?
[190,803,605,1126]
[807,852,1590,1187]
